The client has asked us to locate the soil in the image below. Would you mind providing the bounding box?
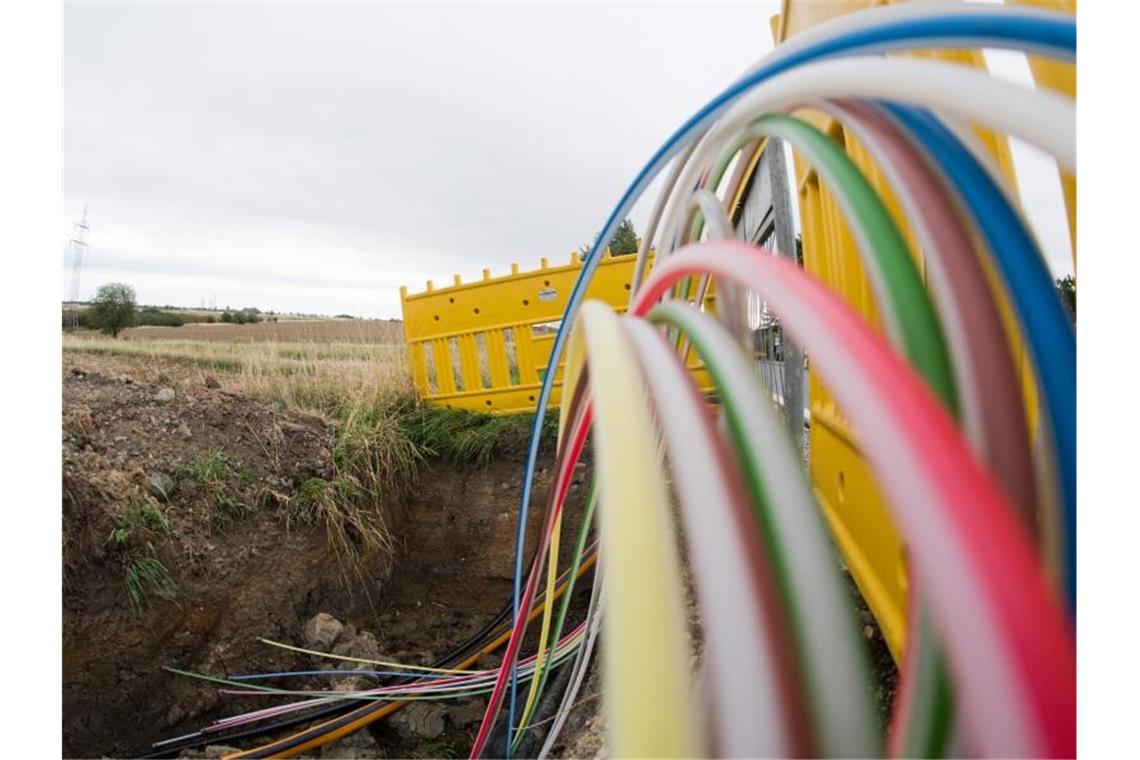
[61,355,595,759]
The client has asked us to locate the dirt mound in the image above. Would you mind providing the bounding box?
[63,363,334,579]
[62,361,383,757]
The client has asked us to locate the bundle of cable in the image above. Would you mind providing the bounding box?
[480,4,1075,759]
[150,4,1075,758]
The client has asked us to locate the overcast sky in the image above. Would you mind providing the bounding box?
[64,1,1072,319]
[64,1,782,317]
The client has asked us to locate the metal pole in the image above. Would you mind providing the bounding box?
[767,138,806,460]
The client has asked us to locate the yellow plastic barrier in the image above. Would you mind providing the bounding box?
[770,0,1075,662]
[401,251,714,413]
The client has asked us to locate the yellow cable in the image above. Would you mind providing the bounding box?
[256,639,479,675]
[518,510,562,728]
[568,300,701,757]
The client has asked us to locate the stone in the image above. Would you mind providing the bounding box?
[303,612,345,651]
[447,698,487,728]
[154,388,176,402]
[332,630,382,667]
[389,702,446,740]
[319,727,380,759]
[202,747,240,759]
[475,652,502,671]
[330,675,374,694]
[148,472,176,501]
[204,375,221,389]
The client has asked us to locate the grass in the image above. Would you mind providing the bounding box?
[411,736,460,759]
[399,403,557,467]
[123,544,178,615]
[178,447,251,525]
[107,497,177,614]
[109,495,170,545]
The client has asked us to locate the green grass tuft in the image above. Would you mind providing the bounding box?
[397,403,557,467]
[123,542,177,615]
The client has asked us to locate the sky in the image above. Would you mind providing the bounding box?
[64,1,781,318]
[63,1,1072,319]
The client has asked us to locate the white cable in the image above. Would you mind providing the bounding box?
[656,55,1075,272]
[739,0,1074,80]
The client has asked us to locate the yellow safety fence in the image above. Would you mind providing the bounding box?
[400,250,715,414]
[401,0,1075,669]
[768,0,1075,663]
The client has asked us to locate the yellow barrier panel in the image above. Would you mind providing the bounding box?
[401,250,715,413]
[771,0,1074,663]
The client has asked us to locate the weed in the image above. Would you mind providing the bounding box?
[398,403,557,467]
[109,495,169,546]
[181,447,230,491]
[411,736,459,759]
[178,447,250,526]
[123,542,177,615]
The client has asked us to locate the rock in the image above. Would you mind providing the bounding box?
[330,675,374,693]
[319,727,380,758]
[303,612,345,651]
[204,375,221,389]
[200,746,240,759]
[70,367,87,378]
[447,698,487,728]
[149,472,176,501]
[389,702,446,740]
[165,704,184,727]
[332,630,382,666]
[475,652,502,671]
[154,388,176,402]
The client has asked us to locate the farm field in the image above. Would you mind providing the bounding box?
[63,321,411,416]
[115,317,404,344]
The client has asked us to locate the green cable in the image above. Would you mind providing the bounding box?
[695,113,962,756]
[752,113,957,413]
[753,113,962,757]
[511,482,599,751]
[647,302,880,757]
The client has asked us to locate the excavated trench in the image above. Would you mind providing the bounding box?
[61,363,593,759]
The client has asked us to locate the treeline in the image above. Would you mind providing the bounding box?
[63,306,277,330]
[219,308,274,324]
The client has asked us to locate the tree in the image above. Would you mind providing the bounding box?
[610,218,639,256]
[1055,275,1076,322]
[90,282,137,338]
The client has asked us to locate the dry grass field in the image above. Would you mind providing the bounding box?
[63,320,411,418]
[118,318,404,344]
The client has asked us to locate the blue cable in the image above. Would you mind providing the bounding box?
[881,102,1076,615]
[503,11,1075,754]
